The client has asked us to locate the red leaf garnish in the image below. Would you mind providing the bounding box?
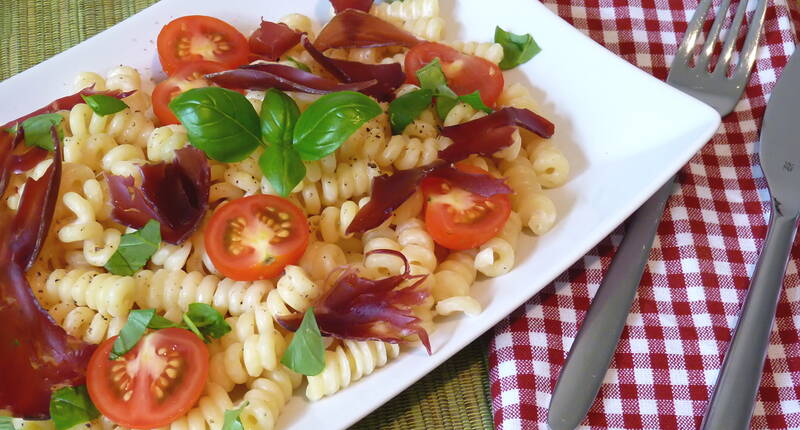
[301,35,404,101]
[439,107,555,162]
[331,0,374,13]
[277,250,431,353]
[206,64,377,94]
[11,147,49,174]
[0,88,135,130]
[0,130,96,419]
[314,9,421,52]
[346,162,511,233]
[249,21,301,61]
[106,147,209,244]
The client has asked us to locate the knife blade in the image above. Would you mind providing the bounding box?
[700,48,800,429]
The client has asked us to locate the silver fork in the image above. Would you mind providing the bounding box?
[547,1,768,429]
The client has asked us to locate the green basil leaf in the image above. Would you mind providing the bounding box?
[293,91,382,160]
[221,401,249,430]
[416,59,458,99]
[388,89,433,134]
[104,220,161,276]
[111,309,157,360]
[280,307,325,376]
[259,144,306,197]
[21,114,64,152]
[435,97,458,122]
[260,88,300,146]
[0,417,14,430]
[286,56,311,72]
[81,94,128,116]
[458,91,493,114]
[148,314,180,330]
[169,87,261,162]
[49,386,100,430]
[183,303,231,343]
[495,26,541,70]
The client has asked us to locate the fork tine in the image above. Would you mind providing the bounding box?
[696,0,733,71]
[733,0,768,81]
[673,0,714,66]
[714,0,751,76]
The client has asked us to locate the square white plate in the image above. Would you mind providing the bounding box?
[0,0,720,428]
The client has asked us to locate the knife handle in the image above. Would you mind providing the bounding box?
[547,178,674,430]
[701,204,799,430]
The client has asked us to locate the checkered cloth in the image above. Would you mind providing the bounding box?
[488,1,800,429]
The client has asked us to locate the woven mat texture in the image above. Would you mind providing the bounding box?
[0,1,494,429]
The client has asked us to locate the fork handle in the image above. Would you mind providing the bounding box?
[547,178,675,430]
[701,203,799,430]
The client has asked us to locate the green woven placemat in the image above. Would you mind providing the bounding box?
[0,2,495,429]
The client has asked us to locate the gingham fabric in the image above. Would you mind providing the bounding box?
[489,1,800,429]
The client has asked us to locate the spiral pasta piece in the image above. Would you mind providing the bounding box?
[401,17,445,41]
[134,269,272,319]
[362,230,404,277]
[526,140,570,189]
[306,340,400,401]
[499,157,557,235]
[65,103,154,148]
[238,367,301,430]
[147,124,189,162]
[48,303,126,344]
[45,269,135,317]
[57,179,121,267]
[396,218,436,272]
[101,143,147,178]
[370,0,439,21]
[497,82,539,111]
[314,200,360,243]
[445,40,505,64]
[150,241,193,272]
[163,382,233,430]
[432,251,480,316]
[267,265,322,318]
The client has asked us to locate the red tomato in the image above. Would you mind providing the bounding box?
[87,328,209,429]
[405,42,504,107]
[152,60,230,125]
[157,15,249,75]
[205,195,309,281]
[421,164,512,250]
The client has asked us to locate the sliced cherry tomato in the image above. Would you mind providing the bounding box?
[206,195,309,281]
[87,328,209,429]
[152,60,230,125]
[405,42,504,107]
[157,15,250,75]
[421,163,512,250]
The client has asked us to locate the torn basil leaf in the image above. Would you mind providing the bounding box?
[104,219,161,276]
[495,26,541,70]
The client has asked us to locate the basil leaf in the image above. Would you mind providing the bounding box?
[435,97,458,122]
[293,91,382,160]
[148,314,179,330]
[416,59,458,99]
[286,56,311,72]
[170,87,261,162]
[81,94,128,116]
[49,386,100,430]
[259,144,306,197]
[458,91,493,114]
[104,220,161,276]
[260,88,300,146]
[111,309,157,359]
[222,401,249,430]
[495,26,541,70]
[0,417,13,430]
[183,303,231,343]
[21,114,64,152]
[280,307,325,376]
[388,89,433,134]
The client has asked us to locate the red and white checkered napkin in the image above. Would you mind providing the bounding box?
[489,1,800,428]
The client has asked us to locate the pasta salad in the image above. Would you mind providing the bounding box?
[0,0,568,429]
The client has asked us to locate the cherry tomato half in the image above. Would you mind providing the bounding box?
[157,15,250,75]
[152,60,230,125]
[87,328,209,429]
[405,42,505,107]
[421,164,512,250]
[205,195,309,281]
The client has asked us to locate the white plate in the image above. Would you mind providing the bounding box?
[0,0,721,428]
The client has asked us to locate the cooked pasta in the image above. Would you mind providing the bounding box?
[44,269,135,317]
[306,340,400,401]
[445,40,505,64]
[47,303,127,344]
[499,156,557,235]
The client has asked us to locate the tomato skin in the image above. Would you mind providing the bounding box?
[87,328,209,429]
[152,60,230,125]
[157,15,250,75]
[405,42,504,107]
[205,195,309,281]
[421,164,512,250]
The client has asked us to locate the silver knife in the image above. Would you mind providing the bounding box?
[700,48,800,429]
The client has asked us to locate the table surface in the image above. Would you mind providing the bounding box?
[0,1,495,429]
